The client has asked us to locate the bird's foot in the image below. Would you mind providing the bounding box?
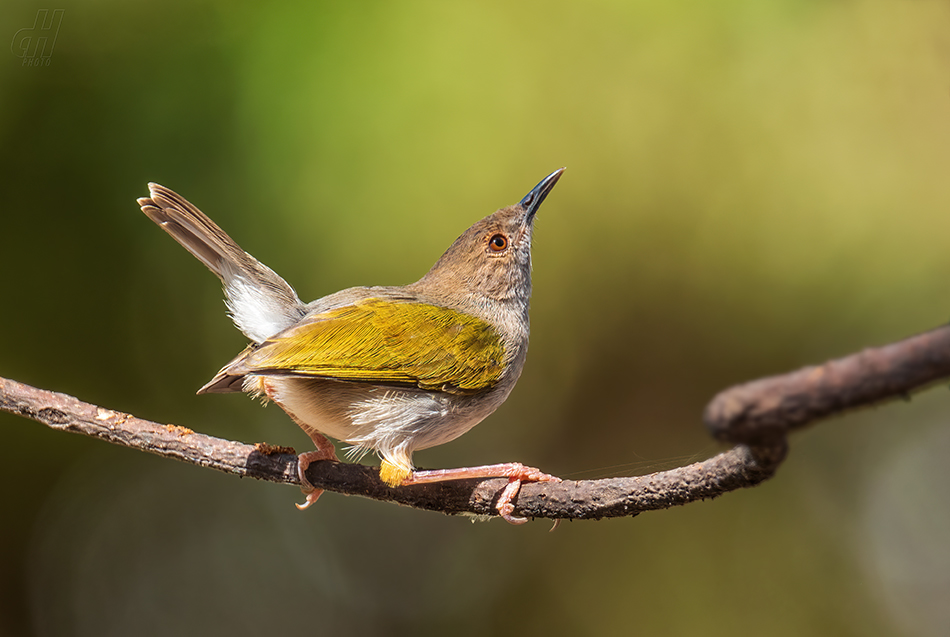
[399,462,560,524]
[295,433,340,511]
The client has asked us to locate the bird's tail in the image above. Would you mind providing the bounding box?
[137,183,305,344]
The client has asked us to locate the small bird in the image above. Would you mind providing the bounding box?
[136,169,564,523]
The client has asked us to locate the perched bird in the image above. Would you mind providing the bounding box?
[136,169,564,523]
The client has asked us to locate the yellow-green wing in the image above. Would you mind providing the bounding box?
[244,298,506,392]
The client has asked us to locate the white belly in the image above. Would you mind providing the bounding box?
[253,376,510,471]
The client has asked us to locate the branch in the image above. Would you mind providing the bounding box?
[704,324,950,443]
[3,324,950,520]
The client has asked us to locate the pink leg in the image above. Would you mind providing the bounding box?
[295,431,339,511]
[401,463,560,524]
[260,379,341,511]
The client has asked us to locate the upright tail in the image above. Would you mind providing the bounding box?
[137,183,305,344]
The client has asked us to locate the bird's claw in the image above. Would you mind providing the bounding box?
[494,466,560,525]
[295,447,337,511]
[296,487,324,510]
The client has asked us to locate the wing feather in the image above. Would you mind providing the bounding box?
[242,298,506,392]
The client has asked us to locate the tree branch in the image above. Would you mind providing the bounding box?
[704,324,950,443]
[4,324,950,520]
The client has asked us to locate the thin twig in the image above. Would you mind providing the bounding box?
[3,324,949,520]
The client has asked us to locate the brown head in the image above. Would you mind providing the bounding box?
[411,168,564,306]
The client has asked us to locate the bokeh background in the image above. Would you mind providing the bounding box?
[3,1,950,635]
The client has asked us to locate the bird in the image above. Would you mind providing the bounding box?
[136,168,564,523]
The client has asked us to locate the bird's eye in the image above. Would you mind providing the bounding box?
[488,234,508,252]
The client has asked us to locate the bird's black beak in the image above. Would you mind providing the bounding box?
[520,167,565,220]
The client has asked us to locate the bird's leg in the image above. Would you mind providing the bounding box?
[295,430,340,510]
[396,462,561,525]
[260,379,341,511]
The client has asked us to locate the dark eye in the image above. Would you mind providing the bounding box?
[488,234,508,252]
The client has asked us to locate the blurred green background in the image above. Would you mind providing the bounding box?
[3,1,950,635]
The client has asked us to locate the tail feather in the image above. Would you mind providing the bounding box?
[138,183,305,344]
